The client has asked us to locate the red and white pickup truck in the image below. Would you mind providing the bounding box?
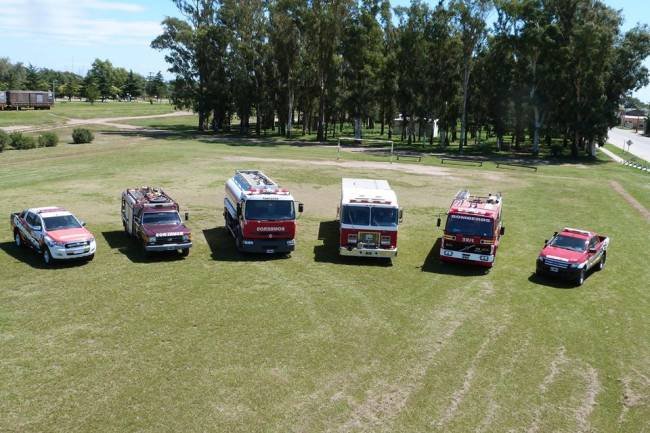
[11,206,96,265]
[536,227,609,285]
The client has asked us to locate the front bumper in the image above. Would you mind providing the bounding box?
[440,249,494,267]
[145,242,193,252]
[536,262,581,280]
[339,246,397,258]
[49,241,97,260]
[239,239,295,254]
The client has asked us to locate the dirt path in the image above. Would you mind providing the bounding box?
[221,155,508,181]
[0,111,193,133]
[610,180,650,222]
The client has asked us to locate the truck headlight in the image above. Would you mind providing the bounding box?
[44,235,65,247]
[569,262,584,269]
[286,239,295,246]
[243,240,254,246]
[347,234,357,244]
[182,234,190,242]
[148,236,156,244]
[537,256,544,261]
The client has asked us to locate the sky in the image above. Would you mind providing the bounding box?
[0,0,649,102]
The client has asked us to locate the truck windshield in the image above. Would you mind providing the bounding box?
[445,214,494,237]
[142,212,181,225]
[549,235,587,252]
[245,200,295,221]
[341,206,398,227]
[43,215,82,231]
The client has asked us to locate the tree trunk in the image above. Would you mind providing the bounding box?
[460,63,470,153]
[287,86,294,138]
[354,116,361,140]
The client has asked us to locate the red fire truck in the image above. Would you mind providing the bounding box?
[437,190,505,267]
[121,187,192,256]
[224,170,303,254]
[338,178,402,258]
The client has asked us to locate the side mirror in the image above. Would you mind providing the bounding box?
[399,208,404,223]
[236,203,242,217]
[544,239,549,245]
[80,220,86,227]
[436,217,441,228]
[298,203,304,213]
[33,225,42,231]
[500,226,505,236]
[185,212,189,221]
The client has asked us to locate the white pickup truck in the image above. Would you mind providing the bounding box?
[11,206,96,265]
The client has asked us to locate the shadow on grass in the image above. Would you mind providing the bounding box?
[202,227,291,261]
[0,241,91,269]
[527,272,590,289]
[420,238,490,276]
[101,230,188,263]
[313,220,393,267]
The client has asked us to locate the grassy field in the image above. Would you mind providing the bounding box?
[1,129,649,432]
[0,101,175,128]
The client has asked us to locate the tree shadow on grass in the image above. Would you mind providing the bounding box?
[101,230,188,263]
[202,227,291,262]
[313,220,392,267]
[0,241,90,269]
[420,238,490,276]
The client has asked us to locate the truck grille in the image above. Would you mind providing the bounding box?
[358,232,379,246]
[155,235,184,245]
[443,240,491,254]
[65,241,90,248]
[543,258,569,269]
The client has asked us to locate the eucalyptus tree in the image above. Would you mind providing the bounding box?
[451,0,491,152]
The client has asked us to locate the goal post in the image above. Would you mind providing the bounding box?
[336,137,395,163]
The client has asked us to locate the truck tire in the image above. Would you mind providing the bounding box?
[597,252,606,271]
[14,231,23,248]
[179,248,189,257]
[86,254,95,262]
[576,269,585,286]
[43,247,54,266]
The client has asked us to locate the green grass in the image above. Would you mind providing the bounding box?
[1,132,649,432]
[604,142,649,164]
[0,101,176,127]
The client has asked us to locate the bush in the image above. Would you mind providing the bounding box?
[10,132,36,150]
[72,128,94,144]
[0,130,9,152]
[38,132,59,147]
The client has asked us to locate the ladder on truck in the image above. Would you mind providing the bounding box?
[454,190,502,205]
[234,170,280,193]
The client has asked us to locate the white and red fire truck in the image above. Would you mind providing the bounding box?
[437,190,505,267]
[338,178,402,258]
[224,170,303,254]
[121,187,192,256]
[11,206,96,265]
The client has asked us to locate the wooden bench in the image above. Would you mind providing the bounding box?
[495,162,538,172]
[440,157,483,167]
[395,152,423,162]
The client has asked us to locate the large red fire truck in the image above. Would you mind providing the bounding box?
[338,178,402,258]
[121,187,192,256]
[224,170,303,254]
[437,190,505,267]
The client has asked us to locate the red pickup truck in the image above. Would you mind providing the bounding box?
[536,227,609,285]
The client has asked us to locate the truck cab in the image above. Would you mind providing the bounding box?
[121,187,192,256]
[338,178,402,258]
[438,190,504,267]
[224,170,303,254]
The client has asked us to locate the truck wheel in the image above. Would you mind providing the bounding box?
[14,231,23,248]
[86,254,95,262]
[179,248,189,257]
[43,248,54,265]
[597,252,606,271]
[576,269,585,286]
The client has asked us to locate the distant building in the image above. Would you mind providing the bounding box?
[620,107,647,131]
